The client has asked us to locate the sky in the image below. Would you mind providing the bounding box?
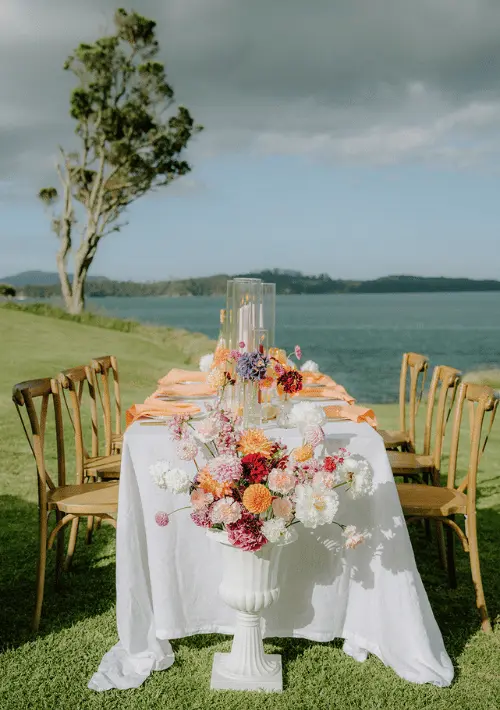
[1,0,500,281]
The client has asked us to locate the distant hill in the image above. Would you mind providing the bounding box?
[1,271,109,287]
[5,269,500,298]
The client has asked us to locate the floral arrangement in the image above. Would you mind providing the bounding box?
[151,403,372,552]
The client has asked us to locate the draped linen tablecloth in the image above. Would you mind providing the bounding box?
[89,413,454,691]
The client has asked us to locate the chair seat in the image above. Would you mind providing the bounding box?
[397,483,467,517]
[84,453,121,480]
[48,481,118,515]
[388,451,433,476]
[380,429,409,449]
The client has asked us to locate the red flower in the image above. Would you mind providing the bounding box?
[323,456,337,472]
[278,369,303,395]
[241,453,269,483]
[227,512,267,552]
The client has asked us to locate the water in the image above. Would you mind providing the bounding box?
[88,292,500,403]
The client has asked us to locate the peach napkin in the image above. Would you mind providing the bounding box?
[323,404,377,428]
[126,401,201,427]
[158,369,208,386]
[300,372,336,387]
[152,382,215,399]
[296,385,355,404]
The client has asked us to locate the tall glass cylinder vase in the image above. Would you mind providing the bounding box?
[227,278,263,352]
[239,380,261,429]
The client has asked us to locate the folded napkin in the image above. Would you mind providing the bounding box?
[153,382,215,399]
[126,401,201,427]
[301,372,336,387]
[158,369,208,386]
[296,385,355,404]
[323,405,377,428]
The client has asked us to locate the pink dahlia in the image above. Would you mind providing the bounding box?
[304,425,324,448]
[155,511,170,527]
[177,438,199,461]
[208,455,243,484]
[210,497,242,525]
[227,513,267,552]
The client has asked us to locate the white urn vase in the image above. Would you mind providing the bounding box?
[207,528,296,692]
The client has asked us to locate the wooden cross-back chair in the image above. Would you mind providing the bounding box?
[388,365,461,481]
[380,352,429,451]
[13,378,118,631]
[90,356,123,456]
[397,383,498,632]
[58,365,121,481]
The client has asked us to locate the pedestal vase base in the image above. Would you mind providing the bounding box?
[210,653,282,692]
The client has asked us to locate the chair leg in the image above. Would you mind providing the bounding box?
[435,521,447,570]
[467,512,491,632]
[33,510,48,632]
[86,516,94,545]
[64,517,80,571]
[55,510,65,587]
[445,519,456,587]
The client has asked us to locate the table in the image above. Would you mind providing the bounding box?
[89,414,454,691]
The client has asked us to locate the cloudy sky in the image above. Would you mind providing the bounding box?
[1,0,500,280]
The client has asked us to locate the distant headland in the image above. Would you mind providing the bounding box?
[2,269,500,298]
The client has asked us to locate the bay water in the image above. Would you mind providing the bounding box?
[88,292,500,403]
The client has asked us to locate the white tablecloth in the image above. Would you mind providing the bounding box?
[89,415,454,691]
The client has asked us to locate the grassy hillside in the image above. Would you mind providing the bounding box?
[0,305,499,710]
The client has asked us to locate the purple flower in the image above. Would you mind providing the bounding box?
[236,351,270,381]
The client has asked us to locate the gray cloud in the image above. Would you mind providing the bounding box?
[2,0,500,195]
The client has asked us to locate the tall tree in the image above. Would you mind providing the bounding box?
[39,8,202,314]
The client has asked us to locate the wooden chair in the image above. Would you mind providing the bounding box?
[397,383,498,632]
[388,365,461,481]
[58,365,122,482]
[13,378,118,631]
[380,352,429,451]
[90,356,123,456]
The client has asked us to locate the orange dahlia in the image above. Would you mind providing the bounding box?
[237,429,274,457]
[242,484,272,514]
[198,467,233,498]
[293,444,314,462]
[259,376,274,390]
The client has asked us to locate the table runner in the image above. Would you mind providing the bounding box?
[89,416,454,691]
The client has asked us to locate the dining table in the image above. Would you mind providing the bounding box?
[89,387,454,692]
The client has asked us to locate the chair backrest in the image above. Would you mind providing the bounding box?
[58,365,100,480]
[447,383,498,512]
[12,378,66,508]
[422,365,462,472]
[398,352,429,448]
[90,356,122,456]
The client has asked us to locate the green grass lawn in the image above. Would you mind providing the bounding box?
[1,305,499,710]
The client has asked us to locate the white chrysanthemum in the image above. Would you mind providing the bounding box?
[301,360,319,373]
[294,484,339,528]
[289,401,326,429]
[150,460,191,493]
[343,525,367,549]
[338,456,373,498]
[262,518,291,543]
[199,353,214,372]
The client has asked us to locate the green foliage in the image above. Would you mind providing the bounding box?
[0,310,500,708]
[0,283,16,298]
